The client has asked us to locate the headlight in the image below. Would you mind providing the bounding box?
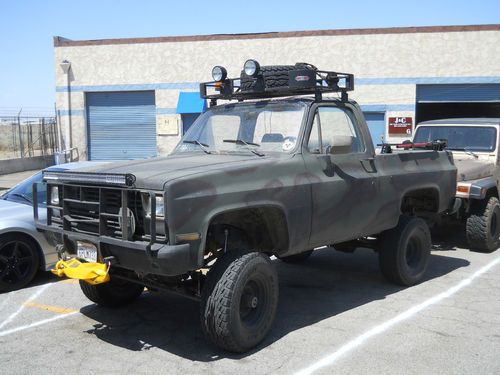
[212,66,227,82]
[146,195,165,218]
[50,186,59,205]
[244,59,260,77]
[154,196,165,217]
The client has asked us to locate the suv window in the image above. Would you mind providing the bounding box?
[308,107,364,154]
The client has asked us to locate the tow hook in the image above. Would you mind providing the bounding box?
[51,258,111,285]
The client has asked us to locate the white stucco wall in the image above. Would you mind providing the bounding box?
[53,27,500,159]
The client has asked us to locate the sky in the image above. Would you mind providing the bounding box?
[0,0,499,117]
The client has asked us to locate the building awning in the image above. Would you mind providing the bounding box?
[176,92,207,114]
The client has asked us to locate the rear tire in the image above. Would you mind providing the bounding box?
[200,251,279,353]
[379,216,431,286]
[79,277,144,308]
[0,234,40,293]
[277,249,313,263]
[466,196,500,253]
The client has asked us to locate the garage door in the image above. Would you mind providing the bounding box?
[363,112,385,146]
[416,84,500,123]
[86,91,156,160]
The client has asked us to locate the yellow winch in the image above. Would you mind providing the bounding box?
[51,258,110,285]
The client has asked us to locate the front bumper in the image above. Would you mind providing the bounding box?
[36,221,200,277]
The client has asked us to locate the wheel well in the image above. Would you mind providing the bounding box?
[469,186,499,211]
[0,231,44,270]
[205,207,289,255]
[401,188,439,214]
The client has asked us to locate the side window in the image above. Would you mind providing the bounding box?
[308,107,364,154]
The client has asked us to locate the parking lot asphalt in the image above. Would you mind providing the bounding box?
[0,225,499,375]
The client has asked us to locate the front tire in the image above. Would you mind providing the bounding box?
[379,216,431,286]
[201,251,279,353]
[466,196,500,253]
[0,234,40,293]
[79,277,144,308]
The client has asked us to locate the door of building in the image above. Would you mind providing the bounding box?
[86,91,156,160]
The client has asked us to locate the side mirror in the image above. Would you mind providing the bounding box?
[329,135,353,154]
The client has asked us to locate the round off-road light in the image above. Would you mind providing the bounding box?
[212,66,227,82]
[244,59,260,77]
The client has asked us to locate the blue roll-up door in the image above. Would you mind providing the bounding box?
[417,84,500,103]
[86,91,156,160]
[363,112,385,146]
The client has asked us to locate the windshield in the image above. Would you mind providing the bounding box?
[414,126,497,152]
[2,172,44,206]
[173,101,306,155]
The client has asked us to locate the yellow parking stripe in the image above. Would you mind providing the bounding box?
[24,302,77,315]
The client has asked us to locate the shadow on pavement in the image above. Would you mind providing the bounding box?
[431,221,469,251]
[80,244,469,361]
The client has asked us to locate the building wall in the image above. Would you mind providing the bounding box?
[53,27,500,159]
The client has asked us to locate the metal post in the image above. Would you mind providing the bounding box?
[17,109,23,158]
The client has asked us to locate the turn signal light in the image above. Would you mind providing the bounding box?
[457,185,470,193]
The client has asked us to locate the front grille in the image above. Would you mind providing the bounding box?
[54,185,146,240]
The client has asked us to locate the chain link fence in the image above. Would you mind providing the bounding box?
[0,116,58,160]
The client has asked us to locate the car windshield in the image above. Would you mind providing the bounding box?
[1,172,45,206]
[414,126,497,152]
[173,101,306,155]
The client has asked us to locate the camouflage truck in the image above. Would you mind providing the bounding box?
[414,118,500,252]
[35,61,458,352]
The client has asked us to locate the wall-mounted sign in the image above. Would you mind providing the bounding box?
[388,117,413,136]
[157,115,179,136]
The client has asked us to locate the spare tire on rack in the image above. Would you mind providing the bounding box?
[240,63,316,91]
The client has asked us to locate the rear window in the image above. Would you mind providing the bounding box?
[414,126,497,152]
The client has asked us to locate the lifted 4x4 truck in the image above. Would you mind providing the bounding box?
[35,60,458,352]
[414,118,500,252]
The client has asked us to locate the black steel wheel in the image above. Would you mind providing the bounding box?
[0,234,40,293]
[277,249,313,263]
[379,216,431,286]
[201,251,279,353]
[79,277,144,308]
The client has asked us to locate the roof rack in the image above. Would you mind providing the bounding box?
[200,60,354,106]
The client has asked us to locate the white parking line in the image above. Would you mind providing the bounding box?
[0,311,79,337]
[296,255,500,375]
[0,283,51,330]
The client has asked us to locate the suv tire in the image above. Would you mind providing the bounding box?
[379,216,431,286]
[79,278,144,308]
[277,249,313,263]
[241,63,316,91]
[200,251,278,352]
[466,196,500,253]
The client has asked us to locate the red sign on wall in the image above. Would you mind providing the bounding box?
[388,117,413,136]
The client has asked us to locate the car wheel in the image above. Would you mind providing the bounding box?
[79,277,144,308]
[0,234,40,293]
[379,216,431,286]
[201,251,279,353]
[466,196,500,253]
[277,249,314,263]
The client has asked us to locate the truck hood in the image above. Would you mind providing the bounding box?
[454,157,495,182]
[73,153,280,190]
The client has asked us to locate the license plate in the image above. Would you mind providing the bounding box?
[77,241,98,263]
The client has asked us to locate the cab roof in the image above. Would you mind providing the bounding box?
[419,118,500,126]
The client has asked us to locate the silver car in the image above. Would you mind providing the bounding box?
[0,161,107,292]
